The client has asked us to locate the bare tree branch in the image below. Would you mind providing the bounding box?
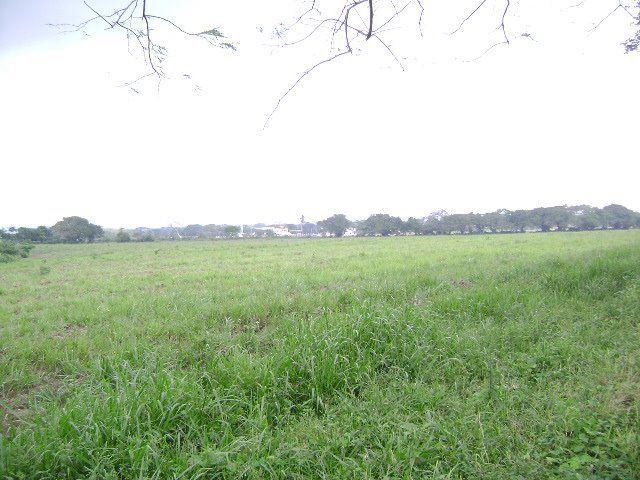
[590,1,637,32]
[367,0,374,39]
[265,0,424,125]
[54,0,640,125]
[451,0,513,62]
[500,0,511,44]
[451,0,490,35]
[52,0,233,92]
[263,50,352,129]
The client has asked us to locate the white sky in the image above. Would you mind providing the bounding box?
[1,0,639,228]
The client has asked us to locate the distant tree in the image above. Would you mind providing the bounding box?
[115,228,132,242]
[471,213,487,233]
[181,224,206,238]
[51,216,104,243]
[423,210,448,235]
[36,226,54,242]
[318,214,351,237]
[419,204,640,236]
[16,226,53,243]
[530,207,555,232]
[523,206,574,232]
[551,206,573,231]
[439,213,476,234]
[358,214,404,236]
[483,210,510,233]
[507,210,530,233]
[138,233,155,242]
[568,205,603,231]
[602,204,638,229]
[223,225,241,238]
[16,228,36,242]
[402,217,424,235]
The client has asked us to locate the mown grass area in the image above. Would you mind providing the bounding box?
[0,231,639,479]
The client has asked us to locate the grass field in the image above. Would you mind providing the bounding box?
[1,231,639,479]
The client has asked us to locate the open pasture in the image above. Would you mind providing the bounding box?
[1,231,639,478]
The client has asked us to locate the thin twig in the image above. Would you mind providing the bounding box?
[263,51,351,129]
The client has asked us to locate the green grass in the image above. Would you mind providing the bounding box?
[1,231,639,479]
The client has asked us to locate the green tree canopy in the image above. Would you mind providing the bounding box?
[602,204,638,229]
[223,225,241,238]
[0,240,34,263]
[16,226,53,243]
[402,217,424,235]
[116,229,132,243]
[358,214,404,236]
[318,214,351,237]
[51,217,104,243]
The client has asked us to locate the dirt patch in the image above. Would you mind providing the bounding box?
[235,316,268,335]
[450,279,474,288]
[0,395,31,435]
[52,324,88,340]
[0,376,63,435]
[609,374,640,414]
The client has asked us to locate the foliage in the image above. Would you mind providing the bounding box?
[115,229,131,243]
[318,214,351,237]
[602,204,638,229]
[223,225,241,238]
[4,205,640,246]
[357,214,404,236]
[0,232,638,478]
[402,217,424,234]
[420,204,640,236]
[50,216,104,243]
[0,240,33,263]
[14,226,53,243]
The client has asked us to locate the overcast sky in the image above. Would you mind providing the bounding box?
[1,0,639,228]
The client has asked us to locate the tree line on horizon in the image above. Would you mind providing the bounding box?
[2,205,639,255]
[346,204,640,238]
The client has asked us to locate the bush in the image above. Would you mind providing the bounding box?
[0,240,33,263]
[116,229,132,243]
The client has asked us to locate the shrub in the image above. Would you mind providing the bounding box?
[115,229,132,243]
[0,240,33,263]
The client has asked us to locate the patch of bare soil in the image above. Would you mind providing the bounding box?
[52,324,88,340]
[0,376,63,435]
[0,394,31,435]
[608,371,640,414]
